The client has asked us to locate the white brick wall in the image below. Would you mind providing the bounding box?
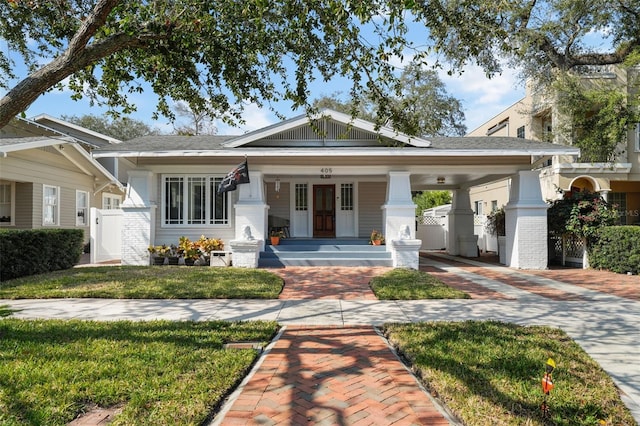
[121,207,152,266]
[509,213,548,269]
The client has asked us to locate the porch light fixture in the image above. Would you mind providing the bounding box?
[437,177,445,184]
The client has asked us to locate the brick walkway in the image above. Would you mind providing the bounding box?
[215,261,638,425]
[220,326,450,426]
[217,266,453,425]
[275,267,390,300]
[422,252,639,302]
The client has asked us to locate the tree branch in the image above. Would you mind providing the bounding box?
[0,31,165,127]
[66,0,120,58]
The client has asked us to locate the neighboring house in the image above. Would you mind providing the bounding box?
[0,117,124,245]
[30,114,136,186]
[94,109,578,269]
[468,65,640,226]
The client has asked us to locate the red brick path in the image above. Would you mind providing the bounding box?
[221,326,450,425]
[275,267,391,300]
[421,253,639,301]
[218,260,637,425]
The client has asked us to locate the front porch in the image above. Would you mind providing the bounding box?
[258,238,392,267]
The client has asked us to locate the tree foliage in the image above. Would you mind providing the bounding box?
[313,62,466,137]
[62,114,160,140]
[553,73,640,162]
[1,0,639,129]
[413,191,452,215]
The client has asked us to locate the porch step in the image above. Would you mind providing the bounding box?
[258,239,392,267]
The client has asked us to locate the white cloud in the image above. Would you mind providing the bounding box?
[216,103,278,135]
[438,63,524,132]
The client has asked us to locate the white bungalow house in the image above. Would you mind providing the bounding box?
[93,109,579,269]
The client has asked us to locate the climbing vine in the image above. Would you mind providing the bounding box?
[554,72,640,163]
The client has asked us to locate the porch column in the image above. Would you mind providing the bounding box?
[505,170,548,269]
[447,189,477,257]
[234,170,268,253]
[120,170,156,266]
[382,172,417,251]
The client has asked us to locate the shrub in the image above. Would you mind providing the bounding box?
[0,229,84,281]
[547,190,617,240]
[589,226,640,274]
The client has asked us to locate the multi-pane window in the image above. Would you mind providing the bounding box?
[188,177,206,224]
[340,183,353,211]
[0,183,12,225]
[610,192,627,225]
[43,185,59,225]
[76,190,88,226]
[103,194,121,209]
[210,178,228,225]
[163,175,228,225]
[517,126,525,139]
[295,184,308,211]
[491,200,498,212]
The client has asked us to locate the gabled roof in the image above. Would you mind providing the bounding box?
[221,109,431,148]
[0,136,123,191]
[31,114,122,147]
[92,109,580,159]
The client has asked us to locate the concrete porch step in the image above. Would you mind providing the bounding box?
[259,238,392,267]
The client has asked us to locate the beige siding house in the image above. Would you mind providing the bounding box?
[468,65,640,224]
[95,109,578,269]
[0,118,124,244]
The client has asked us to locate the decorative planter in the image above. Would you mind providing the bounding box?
[167,256,180,265]
[270,236,280,246]
[153,256,167,265]
[372,240,382,246]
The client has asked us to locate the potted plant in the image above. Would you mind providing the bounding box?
[178,236,201,266]
[370,229,385,245]
[148,244,170,265]
[270,229,285,246]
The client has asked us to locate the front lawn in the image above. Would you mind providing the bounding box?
[370,268,470,299]
[0,319,279,426]
[384,321,635,426]
[0,266,283,299]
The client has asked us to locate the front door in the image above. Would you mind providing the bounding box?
[313,184,335,237]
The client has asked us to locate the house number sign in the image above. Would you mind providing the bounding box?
[320,167,332,179]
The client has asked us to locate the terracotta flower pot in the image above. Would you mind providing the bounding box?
[270,236,280,246]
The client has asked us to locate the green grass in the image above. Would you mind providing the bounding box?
[370,268,470,299]
[383,321,636,426]
[0,266,283,299]
[0,319,279,425]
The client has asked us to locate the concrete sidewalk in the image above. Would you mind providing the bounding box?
[2,256,639,424]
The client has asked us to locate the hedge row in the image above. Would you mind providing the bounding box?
[589,226,640,275]
[0,229,84,281]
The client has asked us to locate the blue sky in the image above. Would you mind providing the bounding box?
[3,13,527,137]
[9,61,524,137]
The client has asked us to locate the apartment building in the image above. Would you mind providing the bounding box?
[468,65,640,225]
